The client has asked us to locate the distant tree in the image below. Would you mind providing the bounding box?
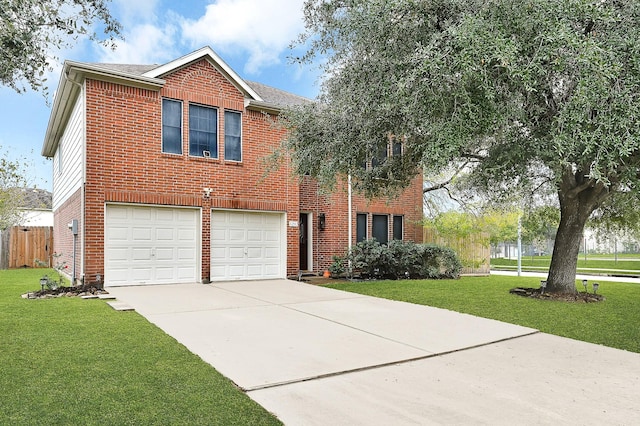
[0,0,122,94]
[285,0,640,294]
[521,206,560,250]
[0,153,28,229]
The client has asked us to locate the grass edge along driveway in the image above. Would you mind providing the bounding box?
[0,269,281,426]
[326,275,640,354]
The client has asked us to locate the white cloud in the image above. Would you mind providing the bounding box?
[95,23,179,64]
[180,0,306,74]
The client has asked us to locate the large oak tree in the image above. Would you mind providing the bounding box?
[283,0,640,294]
[0,0,121,94]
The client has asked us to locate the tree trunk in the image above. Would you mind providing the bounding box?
[546,167,610,294]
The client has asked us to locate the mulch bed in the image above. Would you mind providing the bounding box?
[22,285,109,299]
[510,287,605,302]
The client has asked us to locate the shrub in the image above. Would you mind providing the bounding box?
[346,239,462,280]
[328,255,346,277]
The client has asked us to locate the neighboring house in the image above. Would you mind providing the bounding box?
[0,188,53,269]
[41,46,423,287]
[18,188,54,227]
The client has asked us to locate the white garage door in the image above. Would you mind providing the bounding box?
[105,205,199,286]
[211,210,285,281]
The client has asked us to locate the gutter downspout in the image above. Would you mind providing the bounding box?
[348,174,353,269]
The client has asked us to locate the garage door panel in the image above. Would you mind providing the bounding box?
[177,247,196,260]
[211,210,284,281]
[107,227,128,241]
[155,247,174,261]
[132,227,152,241]
[229,229,245,241]
[246,230,262,241]
[105,205,199,286]
[132,248,152,261]
[132,208,152,221]
[229,247,245,259]
[156,228,175,240]
[178,228,196,240]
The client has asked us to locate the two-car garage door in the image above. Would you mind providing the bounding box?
[104,205,285,286]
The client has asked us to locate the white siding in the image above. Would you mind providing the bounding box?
[20,210,54,227]
[52,90,84,211]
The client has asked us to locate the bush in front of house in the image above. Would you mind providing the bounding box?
[332,239,462,280]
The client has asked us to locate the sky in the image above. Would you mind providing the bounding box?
[0,0,320,192]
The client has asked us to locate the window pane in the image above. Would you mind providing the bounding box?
[189,104,218,157]
[162,99,182,154]
[392,141,402,157]
[393,215,403,240]
[356,213,367,243]
[225,110,242,161]
[372,214,388,245]
[371,145,388,168]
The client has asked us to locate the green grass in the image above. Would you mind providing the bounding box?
[491,256,640,275]
[0,269,281,426]
[327,275,640,353]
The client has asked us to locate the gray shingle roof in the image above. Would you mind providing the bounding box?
[245,80,311,108]
[87,63,159,75]
[87,63,311,108]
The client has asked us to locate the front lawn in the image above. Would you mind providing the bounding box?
[0,269,281,425]
[326,275,640,353]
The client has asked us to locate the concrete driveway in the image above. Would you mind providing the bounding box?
[108,280,640,425]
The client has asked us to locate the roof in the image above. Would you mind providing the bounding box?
[42,46,312,158]
[18,188,52,210]
[88,64,311,108]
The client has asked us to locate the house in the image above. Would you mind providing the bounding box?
[41,47,423,287]
[18,188,54,227]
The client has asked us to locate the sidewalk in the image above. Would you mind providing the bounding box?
[491,269,640,284]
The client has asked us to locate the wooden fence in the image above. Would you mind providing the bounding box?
[423,227,491,275]
[0,226,53,269]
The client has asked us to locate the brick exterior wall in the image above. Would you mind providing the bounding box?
[53,187,82,283]
[58,55,422,284]
[82,59,299,282]
[300,175,424,273]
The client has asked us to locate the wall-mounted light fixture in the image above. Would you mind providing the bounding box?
[203,188,213,199]
[318,213,326,231]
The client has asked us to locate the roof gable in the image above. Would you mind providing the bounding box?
[143,46,262,102]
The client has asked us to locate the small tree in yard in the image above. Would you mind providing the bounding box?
[0,154,28,229]
[284,0,640,294]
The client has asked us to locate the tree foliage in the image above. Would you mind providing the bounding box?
[0,0,122,94]
[285,0,640,293]
[0,153,28,229]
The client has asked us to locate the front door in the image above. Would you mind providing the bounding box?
[299,213,309,271]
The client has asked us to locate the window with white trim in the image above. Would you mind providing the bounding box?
[162,99,182,154]
[189,104,218,158]
[224,110,242,162]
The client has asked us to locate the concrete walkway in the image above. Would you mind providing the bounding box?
[108,280,640,425]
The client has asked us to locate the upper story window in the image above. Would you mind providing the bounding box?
[224,110,242,162]
[189,104,218,158]
[162,99,182,154]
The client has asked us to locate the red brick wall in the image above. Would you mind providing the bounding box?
[300,175,423,273]
[82,58,300,281]
[53,187,82,283]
